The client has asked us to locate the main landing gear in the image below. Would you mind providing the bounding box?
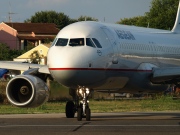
[65,86,91,121]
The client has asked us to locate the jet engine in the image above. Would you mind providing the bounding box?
[6,75,49,108]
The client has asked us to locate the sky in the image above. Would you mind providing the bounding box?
[0,0,152,23]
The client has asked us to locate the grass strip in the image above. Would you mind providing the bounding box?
[0,96,180,114]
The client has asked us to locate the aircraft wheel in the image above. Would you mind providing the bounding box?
[65,101,75,118]
[77,107,83,121]
[86,108,91,121]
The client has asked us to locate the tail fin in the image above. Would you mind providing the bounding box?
[172,1,180,33]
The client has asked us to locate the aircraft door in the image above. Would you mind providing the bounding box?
[101,27,119,64]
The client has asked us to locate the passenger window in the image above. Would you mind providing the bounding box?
[86,38,96,48]
[92,38,102,48]
[55,38,68,46]
[69,38,84,47]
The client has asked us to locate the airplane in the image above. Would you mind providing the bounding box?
[1,1,180,121]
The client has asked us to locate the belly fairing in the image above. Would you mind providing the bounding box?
[50,70,107,88]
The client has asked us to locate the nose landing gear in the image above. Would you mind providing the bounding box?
[65,86,91,121]
[76,86,91,121]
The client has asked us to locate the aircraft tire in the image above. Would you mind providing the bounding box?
[77,108,82,121]
[86,108,91,121]
[65,101,75,118]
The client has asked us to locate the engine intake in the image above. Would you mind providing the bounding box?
[6,75,49,108]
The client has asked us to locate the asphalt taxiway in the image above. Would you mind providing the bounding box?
[0,112,179,135]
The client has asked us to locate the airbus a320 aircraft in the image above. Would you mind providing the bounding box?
[1,1,180,121]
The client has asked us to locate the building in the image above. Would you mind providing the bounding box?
[0,22,59,50]
[13,44,50,65]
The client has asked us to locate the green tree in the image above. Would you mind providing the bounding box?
[69,16,98,24]
[8,50,26,60]
[117,0,179,30]
[29,50,44,64]
[0,43,10,60]
[0,43,25,60]
[68,16,98,24]
[76,16,98,21]
[25,11,98,29]
[146,0,179,30]
[117,16,148,27]
[25,11,71,29]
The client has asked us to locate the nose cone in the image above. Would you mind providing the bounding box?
[47,46,83,68]
[47,46,97,88]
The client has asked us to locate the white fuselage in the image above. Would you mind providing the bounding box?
[47,21,180,93]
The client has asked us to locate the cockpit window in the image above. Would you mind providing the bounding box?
[51,38,58,47]
[86,38,96,48]
[55,38,68,46]
[92,38,102,48]
[69,38,84,47]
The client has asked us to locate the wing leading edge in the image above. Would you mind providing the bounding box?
[0,61,50,74]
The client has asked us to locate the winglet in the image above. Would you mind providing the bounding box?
[172,1,180,33]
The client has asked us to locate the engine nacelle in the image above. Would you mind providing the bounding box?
[6,75,49,108]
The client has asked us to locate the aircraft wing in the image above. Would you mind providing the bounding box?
[0,61,50,74]
[151,67,180,84]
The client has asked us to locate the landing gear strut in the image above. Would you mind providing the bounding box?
[65,87,91,121]
[76,86,91,121]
